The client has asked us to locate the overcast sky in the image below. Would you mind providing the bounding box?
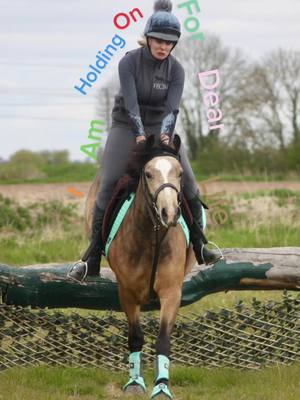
[0,0,299,161]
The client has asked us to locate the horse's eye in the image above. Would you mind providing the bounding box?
[145,172,152,179]
[178,172,183,178]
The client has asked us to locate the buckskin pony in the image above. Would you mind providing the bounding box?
[86,135,195,399]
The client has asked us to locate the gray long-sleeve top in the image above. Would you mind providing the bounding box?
[111,45,185,137]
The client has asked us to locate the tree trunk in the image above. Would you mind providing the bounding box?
[181,104,198,160]
[292,95,300,145]
[0,248,299,311]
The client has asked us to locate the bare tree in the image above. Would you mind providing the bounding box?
[174,34,251,159]
[95,41,300,161]
[95,36,252,159]
[96,78,119,130]
[250,49,300,149]
[239,49,300,150]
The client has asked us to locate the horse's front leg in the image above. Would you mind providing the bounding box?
[151,286,182,400]
[119,287,146,396]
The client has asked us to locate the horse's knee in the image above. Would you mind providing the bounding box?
[156,287,182,307]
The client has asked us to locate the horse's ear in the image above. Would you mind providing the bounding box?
[173,134,181,154]
[146,134,155,149]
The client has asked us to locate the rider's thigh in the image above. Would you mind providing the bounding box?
[101,122,136,180]
[96,122,136,209]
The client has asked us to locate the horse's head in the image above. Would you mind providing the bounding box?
[142,135,183,228]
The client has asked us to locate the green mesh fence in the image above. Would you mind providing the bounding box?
[0,292,299,372]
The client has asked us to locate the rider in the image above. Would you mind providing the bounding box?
[69,0,221,282]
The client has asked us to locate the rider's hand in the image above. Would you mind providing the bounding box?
[160,134,170,145]
[136,135,146,144]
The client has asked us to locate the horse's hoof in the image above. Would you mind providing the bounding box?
[123,384,145,396]
[151,383,173,399]
[123,377,147,397]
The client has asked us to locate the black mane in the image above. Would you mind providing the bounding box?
[124,140,180,192]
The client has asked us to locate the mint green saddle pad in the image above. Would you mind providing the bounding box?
[105,193,206,257]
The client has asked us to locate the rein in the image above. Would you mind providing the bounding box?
[141,163,182,299]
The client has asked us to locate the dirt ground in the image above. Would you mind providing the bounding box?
[0,180,299,206]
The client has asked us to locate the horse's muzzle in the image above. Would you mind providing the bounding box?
[161,206,181,228]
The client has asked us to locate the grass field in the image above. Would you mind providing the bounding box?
[0,184,299,398]
[0,154,298,184]
[0,364,299,400]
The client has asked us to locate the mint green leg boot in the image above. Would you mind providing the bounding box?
[123,351,147,395]
[151,355,173,399]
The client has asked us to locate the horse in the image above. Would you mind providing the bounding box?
[86,134,196,399]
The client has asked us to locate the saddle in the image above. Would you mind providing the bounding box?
[102,174,193,247]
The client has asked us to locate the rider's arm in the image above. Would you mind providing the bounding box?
[160,61,185,137]
[118,55,146,137]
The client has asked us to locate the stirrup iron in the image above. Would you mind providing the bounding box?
[201,241,224,265]
[67,260,88,283]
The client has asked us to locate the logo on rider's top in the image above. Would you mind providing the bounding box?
[153,82,169,90]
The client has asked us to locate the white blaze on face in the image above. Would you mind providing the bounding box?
[154,158,173,201]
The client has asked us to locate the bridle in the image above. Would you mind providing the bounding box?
[141,155,183,299]
[141,157,183,232]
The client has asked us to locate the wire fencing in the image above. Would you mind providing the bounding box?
[0,292,299,372]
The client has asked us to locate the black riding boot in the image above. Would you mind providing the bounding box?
[188,195,222,265]
[68,204,105,282]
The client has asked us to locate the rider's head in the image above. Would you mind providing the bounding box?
[144,0,181,60]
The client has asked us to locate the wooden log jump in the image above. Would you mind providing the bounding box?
[0,247,299,311]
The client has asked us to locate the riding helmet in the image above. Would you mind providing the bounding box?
[144,0,181,43]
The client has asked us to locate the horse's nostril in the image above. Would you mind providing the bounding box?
[162,207,168,222]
